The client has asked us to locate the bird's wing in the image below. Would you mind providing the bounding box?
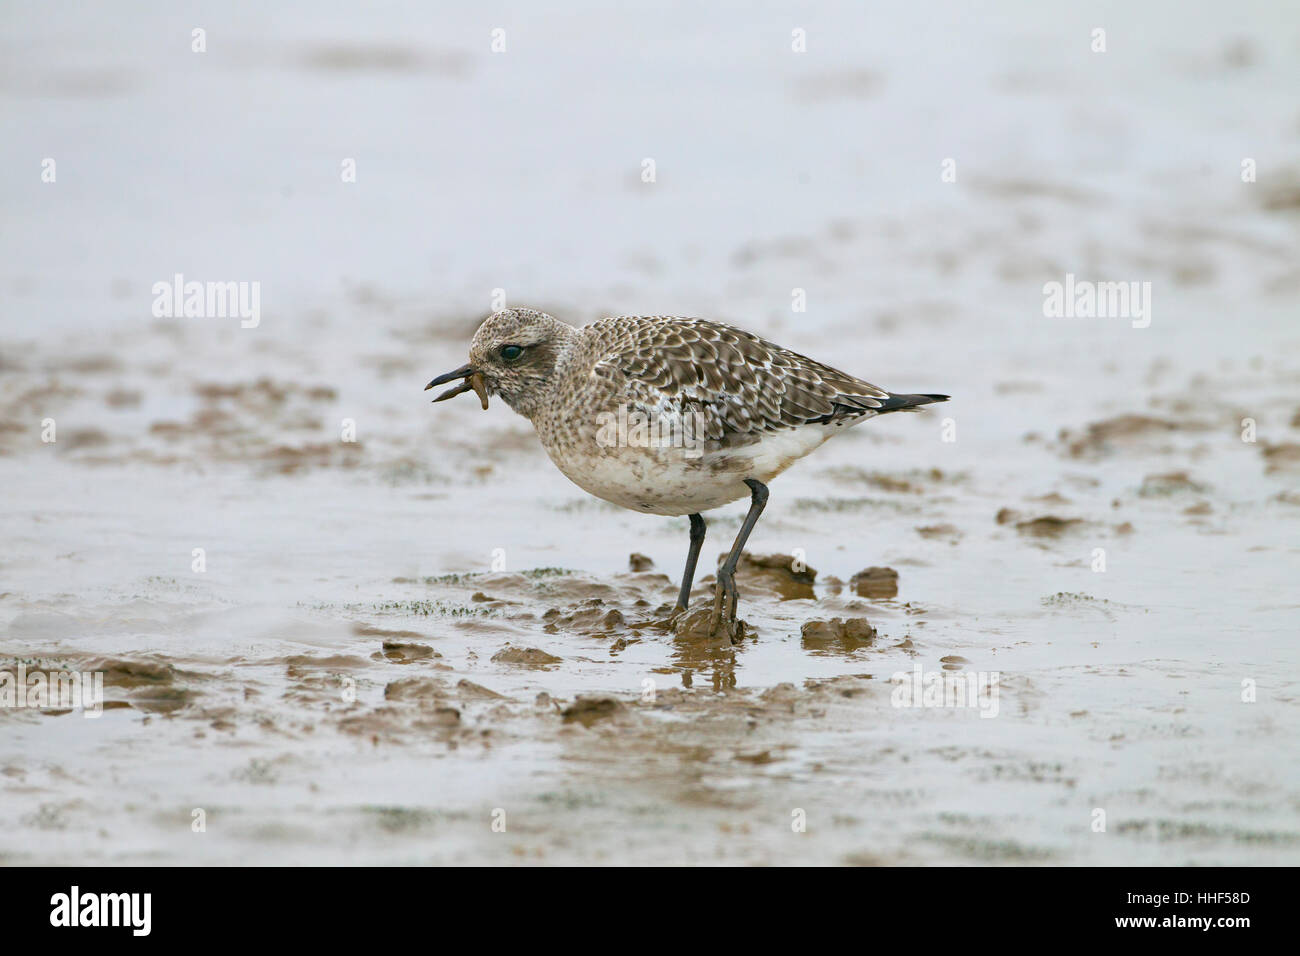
[588,316,895,443]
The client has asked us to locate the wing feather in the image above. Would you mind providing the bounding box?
[586,316,893,444]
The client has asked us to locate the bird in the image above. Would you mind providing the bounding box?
[426,308,948,643]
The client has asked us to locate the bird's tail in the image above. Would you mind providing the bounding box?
[875,393,950,415]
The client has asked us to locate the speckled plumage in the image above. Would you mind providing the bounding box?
[585,314,895,440]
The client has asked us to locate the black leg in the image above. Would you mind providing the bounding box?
[675,513,706,611]
[708,479,769,638]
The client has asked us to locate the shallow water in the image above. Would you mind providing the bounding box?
[2,1,1299,864]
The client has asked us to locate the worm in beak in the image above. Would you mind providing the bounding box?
[425,364,489,410]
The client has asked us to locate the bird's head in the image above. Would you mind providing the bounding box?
[425,308,577,419]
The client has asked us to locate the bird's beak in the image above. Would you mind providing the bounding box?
[425,363,489,410]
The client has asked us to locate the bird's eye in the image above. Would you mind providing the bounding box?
[500,344,524,362]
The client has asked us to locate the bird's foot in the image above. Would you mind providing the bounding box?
[666,605,747,645]
[710,613,747,646]
[706,570,745,645]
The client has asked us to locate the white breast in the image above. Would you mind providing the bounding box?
[543,422,839,516]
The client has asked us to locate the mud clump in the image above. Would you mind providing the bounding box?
[1258,171,1300,212]
[1031,492,1072,506]
[374,641,440,664]
[262,442,364,475]
[60,428,110,452]
[456,679,508,700]
[282,654,369,673]
[1260,442,1300,473]
[354,624,427,640]
[628,553,654,572]
[850,567,898,599]
[760,683,802,707]
[127,685,194,714]
[1015,516,1084,538]
[542,601,627,635]
[801,618,877,649]
[105,388,142,408]
[490,645,562,669]
[561,696,625,727]
[1139,471,1207,496]
[82,656,175,687]
[416,707,461,729]
[385,676,448,701]
[733,552,816,600]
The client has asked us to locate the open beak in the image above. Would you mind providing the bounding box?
[425,363,489,410]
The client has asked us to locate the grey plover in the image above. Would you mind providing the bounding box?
[427,308,948,641]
